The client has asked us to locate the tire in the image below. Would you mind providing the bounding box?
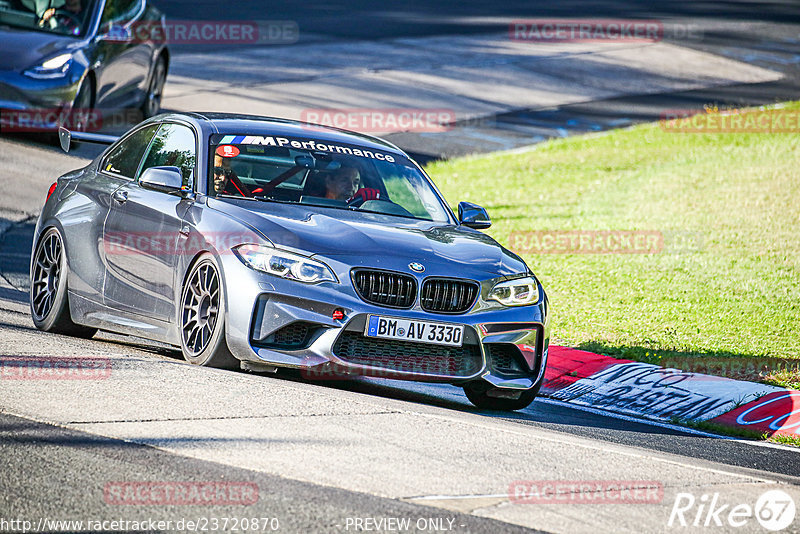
[141,56,166,119]
[179,254,239,369]
[463,382,539,411]
[30,227,97,338]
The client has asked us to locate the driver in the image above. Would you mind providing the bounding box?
[323,167,380,203]
[39,0,84,33]
[212,154,251,196]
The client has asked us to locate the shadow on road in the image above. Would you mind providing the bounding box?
[0,217,35,291]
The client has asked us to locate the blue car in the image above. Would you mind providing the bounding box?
[31,113,550,410]
[0,0,168,130]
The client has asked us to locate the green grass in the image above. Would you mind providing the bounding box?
[768,433,800,447]
[674,418,800,447]
[425,102,800,389]
[671,418,767,440]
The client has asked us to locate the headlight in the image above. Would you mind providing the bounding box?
[232,244,337,284]
[24,53,73,79]
[487,276,539,306]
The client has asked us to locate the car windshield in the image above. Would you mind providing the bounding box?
[0,0,96,37]
[209,134,452,223]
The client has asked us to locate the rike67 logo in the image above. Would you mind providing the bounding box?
[668,489,796,531]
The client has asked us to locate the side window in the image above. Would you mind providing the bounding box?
[138,123,196,187]
[382,174,429,218]
[102,124,159,179]
[100,0,141,26]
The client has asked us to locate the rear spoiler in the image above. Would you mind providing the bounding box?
[58,126,119,153]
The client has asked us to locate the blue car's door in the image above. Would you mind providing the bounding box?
[102,122,197,321]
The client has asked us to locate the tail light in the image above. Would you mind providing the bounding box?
[46,182,57,202]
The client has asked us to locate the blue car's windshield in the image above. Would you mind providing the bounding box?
[209,134,452,223]
[0,0,96,37]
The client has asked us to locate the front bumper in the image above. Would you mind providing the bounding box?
[0,69,83,131]
[220,252,550,393]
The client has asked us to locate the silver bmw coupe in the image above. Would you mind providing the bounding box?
[31,112,550,410]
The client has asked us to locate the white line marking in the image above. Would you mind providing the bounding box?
[409,494,508,501]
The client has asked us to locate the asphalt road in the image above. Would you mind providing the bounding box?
[0,412,539,534]
[1,301,799,533]
[13,0,793,159]
[148,0,800,160]
[152,0,800,38]
[2,1,800,532]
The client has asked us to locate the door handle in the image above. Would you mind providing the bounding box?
[112,190,128,204]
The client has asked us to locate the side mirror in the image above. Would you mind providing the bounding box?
[139,166,185,193]
[58,126,71,153]
[458,201,491,229]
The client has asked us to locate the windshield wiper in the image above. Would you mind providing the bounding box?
[215,194,290,204]
[214,194,260,201]
[353,208,427,221]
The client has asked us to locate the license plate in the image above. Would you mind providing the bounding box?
[365,315,464,347]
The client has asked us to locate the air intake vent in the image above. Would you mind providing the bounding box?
[486,344,527,375]
[421,278,478,314]
[333,330,482,377]
[352,270,416,308]
[257,322,318,349]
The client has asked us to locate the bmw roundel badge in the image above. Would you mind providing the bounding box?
[409,262,425,273]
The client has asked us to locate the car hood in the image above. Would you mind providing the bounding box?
[208,199,529,279]
[0,26,80,71]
